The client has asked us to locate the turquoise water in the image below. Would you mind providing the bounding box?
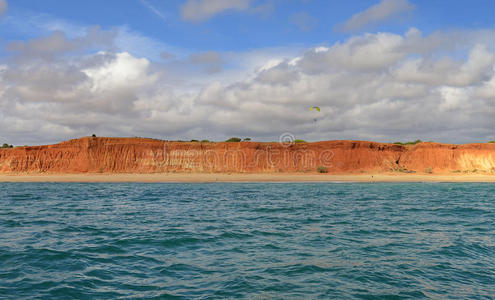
[1,183,495,299]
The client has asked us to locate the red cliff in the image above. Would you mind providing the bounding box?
[1,137,495,174]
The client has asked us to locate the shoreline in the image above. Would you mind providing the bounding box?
[1,173,495,182]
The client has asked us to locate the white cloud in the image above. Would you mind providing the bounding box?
[7,26,116,60]
[4,27,495,145]
[2,11,175,61]
[256,62,300,86]
[180,0,251,22]
[478,75,495,99]
[189,51,223,73]
[0,0,7,17]
[299,32,405,73]
[83,52,156,92]
[394,44,495,86]
[439,87,469,111]
[335,0,415,32]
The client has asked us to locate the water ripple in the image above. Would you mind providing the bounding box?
[1,182,495,298]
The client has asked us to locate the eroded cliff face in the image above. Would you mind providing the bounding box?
[1,137,495,174]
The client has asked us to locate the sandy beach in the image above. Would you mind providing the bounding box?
[1,173,495,182]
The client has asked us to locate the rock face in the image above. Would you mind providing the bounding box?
[1,137,495,174]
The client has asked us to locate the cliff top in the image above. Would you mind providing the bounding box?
[2,136,495,151]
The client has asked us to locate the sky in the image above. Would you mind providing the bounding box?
[2,0,495,145]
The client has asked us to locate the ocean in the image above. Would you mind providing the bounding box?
[1,182,494,299]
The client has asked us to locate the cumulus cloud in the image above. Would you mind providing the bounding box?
[4,25,495,145]
[394,44,495,86]
[160,51,175,60]
[189,51,223,73]
[335,0,415,32]
[186,29,495,143]
[181,0,252,22]
[299,32,406,73]
[0,0,7,17]
[7,26,116,60]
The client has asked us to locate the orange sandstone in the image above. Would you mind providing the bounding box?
[1,137,495,174]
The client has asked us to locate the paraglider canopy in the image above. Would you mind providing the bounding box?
[309,106,320,123]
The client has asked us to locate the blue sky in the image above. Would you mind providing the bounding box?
[2,0,495,145]
[4,0,495,55]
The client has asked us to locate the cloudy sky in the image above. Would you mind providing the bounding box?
[1,0,495,145]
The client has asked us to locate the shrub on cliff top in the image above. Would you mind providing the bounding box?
[489,141,495,143]
[1,143,13,148]
[225,137,241,142]
[294,139,307,143]
[406,139,422,145]
[394,140,422,145]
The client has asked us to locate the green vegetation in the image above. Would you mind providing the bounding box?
[1,143,13,148]
[92,134,96,137]
[452,169,479,174]
[294,139,307,143]
[404,139,422,145]
[201,139,210,143]
[488,141,495,143]
[225,137,242,142]
[393,167,416,173]
[316,166,328,173]
[190,139,199,142]
[243,138,251,141]
[393,139,422,145]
